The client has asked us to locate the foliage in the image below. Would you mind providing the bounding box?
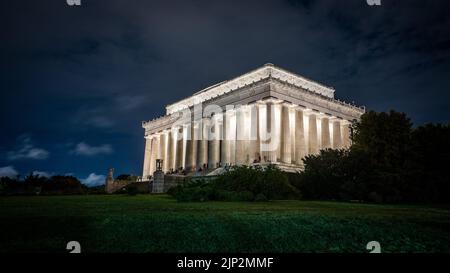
[406,123,450,202]
[86,185,106,195]
[116,174,139,182]
[352,110,413,170]
[0,174,87,196]
[126,184,139,196]
[294,110,450,203]
[170,179,213,202]
[169,165,300,202]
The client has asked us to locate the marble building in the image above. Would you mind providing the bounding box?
[142,64,364,179]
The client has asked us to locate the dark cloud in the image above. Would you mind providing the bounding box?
[6,135,49,161]
[0,166,19,178]
[71,142,113,156]
[1,0,449,178]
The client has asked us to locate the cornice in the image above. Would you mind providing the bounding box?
[165,64,336,115]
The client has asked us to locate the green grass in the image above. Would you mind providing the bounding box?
[1,194,449,253]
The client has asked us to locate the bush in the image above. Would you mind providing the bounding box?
[168,165,300,202]
[126,184,139,196]
[1,174,88,196]
[368,192,383,203]
[293,111,450,204]
[254,193,268,202]
[235,191,255,201]
[169,179,213,202]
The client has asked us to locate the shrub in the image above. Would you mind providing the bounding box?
[168,165,300,202]
[169,179,213,202]
[254,193,268,202]
[235,191,255,201]
[126,184,139,196]
[368,192,383,203]
[293,111,450,204]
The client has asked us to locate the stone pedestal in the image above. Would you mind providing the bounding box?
[152,170,165,193]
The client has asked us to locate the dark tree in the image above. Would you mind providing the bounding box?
[351,110,413,202]
[406,123,450,202]
[294,110,450,203]
[352,110,413,169]
[44,175,87,195]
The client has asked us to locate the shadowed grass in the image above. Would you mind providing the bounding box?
[1,195,449,253]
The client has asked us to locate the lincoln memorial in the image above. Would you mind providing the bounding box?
[141,64,364,179]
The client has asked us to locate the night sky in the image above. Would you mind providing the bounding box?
[1,0,449,186]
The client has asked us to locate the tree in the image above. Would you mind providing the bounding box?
[352,110,412,170]
[298,149,346,200]
[0,177,24,195]
[351,110,413,202]
[295,110,450,203]
[116,174,139,182]
[406,123,450,202]
[44,175,87,195]
[24,173,48,195]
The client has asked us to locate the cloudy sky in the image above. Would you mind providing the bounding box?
[1,0,449,184]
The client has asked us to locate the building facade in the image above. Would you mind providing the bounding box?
[142,64,364,179]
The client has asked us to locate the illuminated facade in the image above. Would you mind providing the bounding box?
[141,64,364,179]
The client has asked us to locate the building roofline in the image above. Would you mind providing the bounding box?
[165,63,335,115]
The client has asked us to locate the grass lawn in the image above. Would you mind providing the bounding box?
[1,194,449,253]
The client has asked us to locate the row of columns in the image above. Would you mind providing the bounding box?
[143,100,352,178]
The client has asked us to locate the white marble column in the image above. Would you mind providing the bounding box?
[259,102,269,162]
[321,117,331,149]
[158,133,165,171]
[228,109,237,165]
[208,114,221,168]
[308,113,319,154]
[197,119,209,169]
[149,136,156,175]
[281,104,292,164]
[341,121,351,148]
[266,102,276,162]
[195,120,201,170]
[163,131,170,172]
[182,125,189,170]
[153,136,160,174]
[171,129,177,171]
[165,131,172,172]
[261,100,282,163]
[221,110,229,166]
[191,121,199,171]
[273,102,282,162]
[176,127,183,170]
[208,118,214,168]
[142,136,152,178]
[184,123,192,171]
[203,118,210,169]
[148,137,154,176]
[215,114,222,167]
[191,121,198,171]
[249,103,260,163]
[332,119,342,149]
[289,107,296,161]
[236,106,246,166]
[244,106,251,164]
[294,108,306,164]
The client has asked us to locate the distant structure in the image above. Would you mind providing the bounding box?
[105,168,115,193]
[105,168,146,194]
[141,63,365,180]
[152,159,165,193]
